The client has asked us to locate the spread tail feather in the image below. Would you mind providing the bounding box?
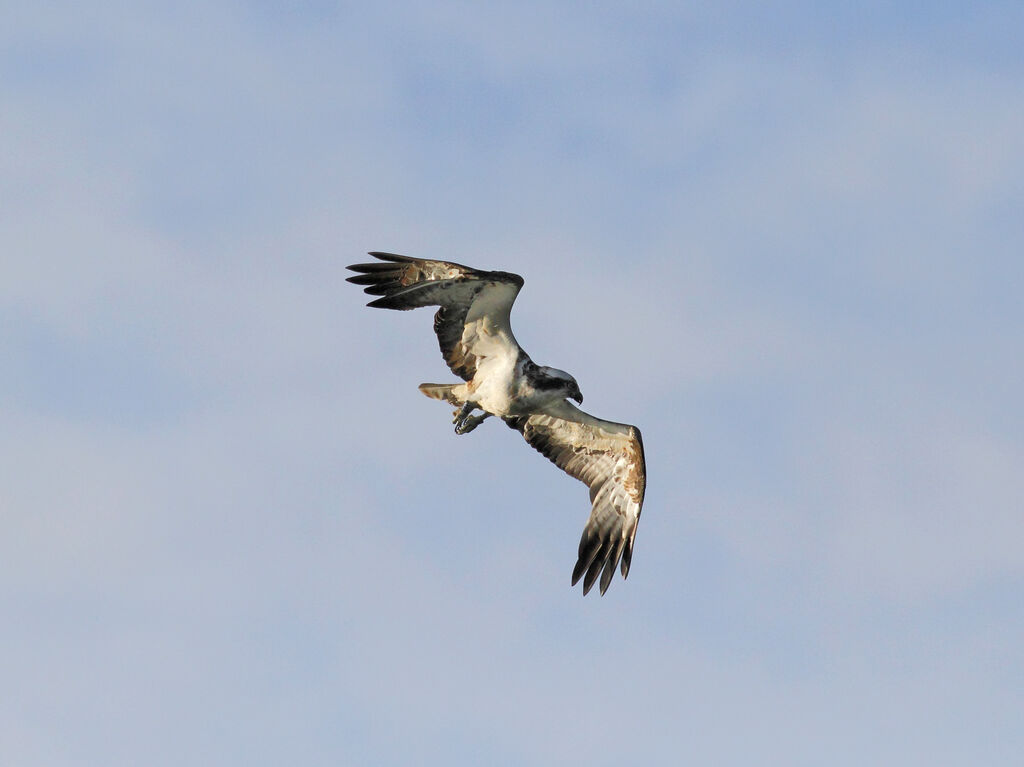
[418,383,463,405]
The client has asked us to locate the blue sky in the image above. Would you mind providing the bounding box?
[2,2,1022,764]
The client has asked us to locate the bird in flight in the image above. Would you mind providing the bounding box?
[347,252,646,595]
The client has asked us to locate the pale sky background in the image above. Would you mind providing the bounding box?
[2,2,1023,765]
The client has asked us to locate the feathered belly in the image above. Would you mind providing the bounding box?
[468,355,520,416]
[471,371,567,418]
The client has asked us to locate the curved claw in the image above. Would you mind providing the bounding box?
[452,402,490,435]
[455,413,490,435]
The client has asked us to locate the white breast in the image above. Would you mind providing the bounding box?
[468,346,520,415]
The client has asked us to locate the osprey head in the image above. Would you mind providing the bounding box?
[538,365,583,404]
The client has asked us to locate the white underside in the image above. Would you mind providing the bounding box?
[452,290,528,416]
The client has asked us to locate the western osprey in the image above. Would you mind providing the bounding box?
[347,252,646,595]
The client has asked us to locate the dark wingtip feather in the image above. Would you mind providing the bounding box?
[571,559,588,588]
[598,539,625,595]
[573,526,632,595]
[363,284,402,296]
[366,251,415,263]
[598,562,613,595]
[582,565,600,595]
[620,541,633,578]
[572,529,599,587]
[346,272,389,285]
[347,262,402,274]
[347,268,406,298]
[365,294,421,310]
[581,540,610,595]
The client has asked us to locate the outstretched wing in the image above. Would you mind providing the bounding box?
[506,400,646,596]
[346,252,524,381]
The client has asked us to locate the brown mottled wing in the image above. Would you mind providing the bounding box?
[346,252,524,381]
[506,400,646,596]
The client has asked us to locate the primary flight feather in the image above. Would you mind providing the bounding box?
[347,252,646,595]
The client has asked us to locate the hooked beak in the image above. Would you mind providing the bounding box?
[571,390,583,405]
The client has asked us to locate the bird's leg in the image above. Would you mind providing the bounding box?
[452,402,490,435]
[452,402,474,426]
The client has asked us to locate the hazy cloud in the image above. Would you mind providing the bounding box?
[2,2,1022,765]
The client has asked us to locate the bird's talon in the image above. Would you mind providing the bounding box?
[453,409,490,435]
